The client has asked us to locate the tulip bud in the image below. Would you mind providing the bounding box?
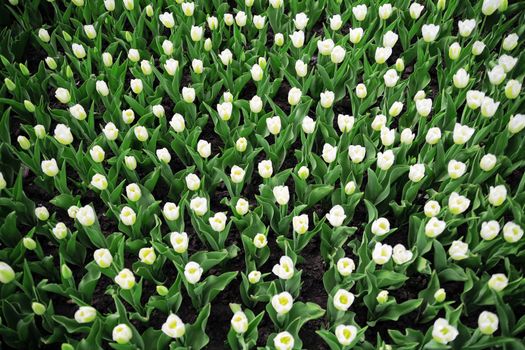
[35,206,50,221]
[472,41,486,56]
[24,100,36,112]
[17,136,30,150]
[236,137,247,152]
[248,270,261,283]
[298,166,309,180]
[23,237,37,250]
[32,302,46,315]
[376,290,389,304]
[61,264,72,279]
[434,288,446,302]
[488,273,508,292]
[274,33,284,46]
[112,324,133,344]
[508,114,525,134]
[505,80,521,99]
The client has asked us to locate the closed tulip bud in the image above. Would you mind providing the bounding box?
[288,87,302,106]
[38,28,50,42]
[99,53,113,68]
[275,32,286,46]
[348,145,366,163]
[421,24,440,42]
[437,0,446,10]
[380,127,396,147]
[502,33,518,51]
[82,25,96,40]
[156,285,169,296]
[0,262,15,284]
[61,264,72,278]
[103,0,115,10]
[45,57,57,70]
[383,31,398,48]
[125,183,141,202]
[206,16,218,30]
[94,248,113,268]
[162,40,174,56]
[235,198,249,215]
[472,41,485,55]
[54,87,71,104]
[164,58,179,76]
[269,0,283,8]
[383,69,399,88]
[159,12,175,28]
[248,270,261,283]
[17,136,30,150]
[35,207,50,221]
[222,13,233,26]
[330,14,342,30]
[217,102,232,121]
[508,114,525,134]
[389,101,403,117]
[349,27,363,44]
[170,113,185,132]
[337,114,354,133]
[185,173,201,191]
[190,59,203,74]
[480,154,497,171]
[449,240,469,260]
[409,163,425,182]
[302,115,316,133]
[155,148,171,164]
[409,3,424,19]
[163,202,180,221]
[91,174,108,191]
[293,12,309,30]
[71,43,86,59]
[488,273,508,292]
[113,324,133,344]
[326,205,346,227]
[453,68,469,88]
[41,159,59,177]
[88,145,104,163]
[331,45,346,63]
[250,95,263,113]
[266,116,281,135]
[250,63,263,81]
[190,26,203,41]
[448,192,470,215]
[372,242,392,265]
[196,140,211,158]
[317,38,334,55]
[53,124,73,145]
[130,79,143,94]
[120,206,136,226]
[289,31,305,48]
[236,137,247,152]
[380,3,394,19]
[32,302,46,315]
[96,80,109,96]
[182,87,195,103]
[488,185,507,207]
[32,126,45,140]
[230,165,245,183]
[273,186,289,205]
[292,214,309,234]
[122,0,134,11]
[204,38,212,51]
[4,78,16,91]
[448,42,461,60]
[77,205,96,226]
[434,288,446,302]
[322,143,337,163]
[503,221,523,243]
[487,65,506,85]
[375,47,392,64]
[447,160,466,179]
[498,55,517,73]
[480,97,499,118]
[74,306,97,323]
[23,237,37,250]
[184,261,203,284]
[67,205,79,219]
[320,90,334,108]
[352,4,367,21]
[102,122,118,141]
[142,4,152,16]
[258,160,273,178]
[170,231,188,253]
[377,150,395,170]
[133,126,148,142]
[399,128,414,145]
[505,80,521,99]
[190,196,208,216]
[0,173,5,190]
[458,19,476,37]
[344,181,356,195]
[181,2,194,16]
[423,200,440,218]
[235,11,247,27]
[480,220,500,241]
[297,166,309,180]
[482,0,500,15]
[138,60,152,75]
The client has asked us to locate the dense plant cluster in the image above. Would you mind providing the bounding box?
[1,0,525,349]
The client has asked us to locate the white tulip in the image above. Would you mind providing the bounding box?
[162,314,186,338]
[378,3,393,19]
[72,43,86,59]
[487,65,506,85]
[472,41,486,55]
[190,196,208,216]
[292,214,309,234]
[337,258,355,276]
[54,124,73,145]
[371,114,387,131]
[273,186,289,205]
[453,68,469,88]
[77,205,95,226]
[235,198,249,216]
[432,318,458,345]
[272,256,294,280]
[170,231,188,253]
[41,159,59,177]
[383,30,398,48]
[322,143,337,163]
[266,116,281,135]
[326,205,346,227]
[274,331,294,350]
[458,19,476,37]
[383,69,399,87]
[352,4,367,21]
[478,311,499,335]
[288,87,302,105]
[159,12,175,28]
[480,221,500,241]
[185,173,201,191]
[294,13,309,30]
[348,145,366,163]
[302,116,316,133]
[120,206,136,226]
[502,33,518,51]
[380,127,395,146]
[488,273,508,292]
[115,268,135,289]
[453,123,475,145]
[317,38,334,55]
[253,15,266,29]
[333,289,355,311]
[421,24,440,42]
[349,27,364,44]
[250,63,263,81]
[449,42,461,60]
[134,126,148,142]
[217,102,232,121]
[182,87,195,103]
[113,324,132,344]
[375,47,392,64]
[503,221,523,243]
[295,60,308,77]
[409,163,425,182]
[69,104,86,120]
[289,31,305,48]
[184,261,203,284]
[164,58,179,75]
[75,306,97,323]
[392,244,413,264]
[480,154,497,171]
[331,45,346,64]
[258,160,273,178]
[163,202,180,221]
[508,114,525,134]
[449,240,469,260]
[371,217,390,236]
[505,80,522,99]
[448,192,470,215]
[372,242,392,265]
[448,160,467,179]
[250,95,263,113]
[409,3,424,19]
[94,248,113,268]
[235,11,247,27]
[219,49,233,66]
[466,90,485,109]
[335,325,357,346]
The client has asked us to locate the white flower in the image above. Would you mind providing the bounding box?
[449,42,461,60]
[273,186,289,205]
[191,59,203,74]
[115,268,135,289]
[432,318,458,345]
[499,54,517,72]
[253,15,266,29]
[399,128,415,145]
[295,60,308,77]
[508,114,525,134]
[93,248,113,268]
[69,104,86,120]
[409,163,425,182]
[424,200,441,218]
[320,90,335,108]
[162,40,174,55]
[453,68,469,88]
[34,125,46,139]
[230,166,245,184]
[163,202,180,221]
[231,311,248,334]
[505,80,522,99]
[482,0,501,15]
[164,58,179,75]
[458,19,476,37]
[125,183,141,202]
[77,205,96,226]
[299,166,310,179]
[352,4,367,21]
[337,258,355,276]
[488,185,507,206]
[371,217,390,236]
[190,26,203,41]
[272,256,294,280]
[52,222,68,240]
[380,127,396,146]
[448,160,467,179]
[139,247,156,265]
[378,3,393,19]
[190,197,208,216]
[250,95,263,113]
[250,63,263,81]
[409,3,424,19]
[96,80,109,96]
[91,174,107,190]
[35,207,50,221]
[274,331,294,350]
[182,87,195,103]
[120,206,136,226]
[162,314,185,338]
[90,145,105,163]
[181,2,194,16]
[224,13,234,26]
[67,205,79,219]
[375,47,392,64]
[414,98,432,117]
[331,45,346,64]
[38,28,50,42]
[453,123,475,144]
[371,114,387,131]
[502,33,518,51]
[478,311,499,335]
[170,113,185,132]
[327,14,342,31]
[184,261,203,284]
[326,205,346,227]
[372,242,392,265]
[72,43,86,59]
[290,30,305,48]
[271,292,293,315]
[209,212,227,232]
[333,289,355,311]
[122,0,134,10]
[349,28,364,44]
[488,273,508,292]
[253,233,267,248]
[472,41,486,55]
[348,145,366,163]
[345,181,357,195]
[269,0,282,8]
[317,38,334,55]
[159,12,175,28]
[274,33,284,46]
[389,101,403,117]
[288,87,302,105]
[449,240,469,260]
[294,12,309,30]
[322,143,337,163]
[248,270,261,284]
[235,11,247,26]
[448,192,470,215]
[170,231,188,253]
[214,101,232,121]
[195,140,211,160]
[134,126,148,142]
[425,217,446,238]
[337,114,354,133]
[122,109,135,124]
[0,261,15,284]
[41,159,59,177]
[185,173,201,191]
[235,198,249,216]
[74,306,97,323]
[384,69,399,88]
[236,137,247,152]
[219,49,233,66]
[466,90,485,109]
[156,148,171,164]
[393,244,413,264]
[356,83,367,98]
[302,116,316,133]
[383,30,398,48]
[335,325,358,346]
[293,214,309,234]
[503,221,523,243]
[258,160,273,178]
[487,65,506,85]
[55,88,71,104]
[266,116,281,135]
[421,24,439,42]
[480,220,500,241]
[54,124,73,145]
